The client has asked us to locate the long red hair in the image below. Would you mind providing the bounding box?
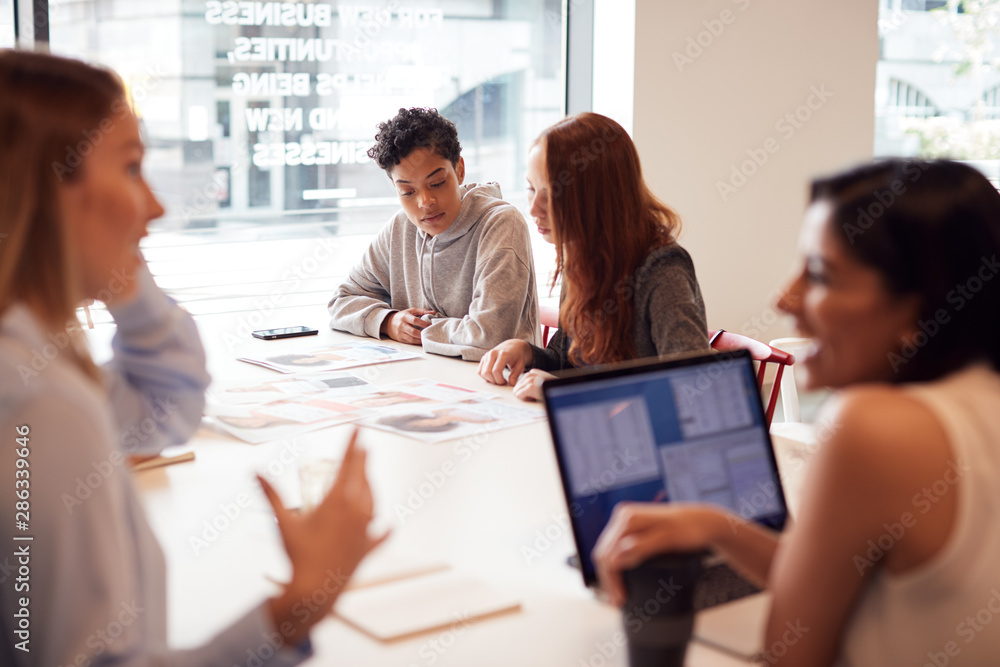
[539,112,681,365]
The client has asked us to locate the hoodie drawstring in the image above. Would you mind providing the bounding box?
[428,236,441,311]
[417,231,440,313]
[415,182,497,315]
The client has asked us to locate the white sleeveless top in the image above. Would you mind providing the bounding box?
[840,364,1000,666]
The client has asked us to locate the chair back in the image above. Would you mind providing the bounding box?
[768,337,811,423]
[540,304,560,346]
[538,321,795,426]
[709,329,794,427]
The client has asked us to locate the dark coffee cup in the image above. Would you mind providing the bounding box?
[621,552,704,667]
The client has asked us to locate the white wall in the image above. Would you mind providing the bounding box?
[592,0,635,135]
[627,0,878,341]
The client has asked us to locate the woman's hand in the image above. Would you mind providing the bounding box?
[592,502,727,606]
[260,429,387,642]
[382,308,437,345]
[478,339,533,385]
[512,369,555,402]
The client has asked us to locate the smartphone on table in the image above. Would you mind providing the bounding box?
[251,326,319,340]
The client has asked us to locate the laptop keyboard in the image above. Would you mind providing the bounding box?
[566,553,761,610]
[693,562,761,610]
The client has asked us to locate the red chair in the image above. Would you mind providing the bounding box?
[709,329,794,428]
[540,304,560,346]
[537,318,793,426]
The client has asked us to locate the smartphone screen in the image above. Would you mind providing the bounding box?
[251,326,319,340]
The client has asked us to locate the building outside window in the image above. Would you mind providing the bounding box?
[47,0,564,236]
[876,0,1000,181]
[34,0,566,320]
[0,0,12,48]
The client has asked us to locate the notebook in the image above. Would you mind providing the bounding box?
[334,569,521,642]
[542,349,788,611]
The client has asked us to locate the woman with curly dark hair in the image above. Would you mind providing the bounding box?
[328,107,540,361]
[478,112,709,400]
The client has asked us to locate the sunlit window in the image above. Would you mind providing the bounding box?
[44,0,566,321]
[876,0,1000,181]
[0,0,13,48]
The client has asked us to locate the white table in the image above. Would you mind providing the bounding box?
[108,306,763,666]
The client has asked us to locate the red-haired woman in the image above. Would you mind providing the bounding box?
[478,112,709,400]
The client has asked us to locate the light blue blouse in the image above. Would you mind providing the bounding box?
[0,266,310,666]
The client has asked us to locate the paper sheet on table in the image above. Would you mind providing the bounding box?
[347,551,451,591]
[237,342,420,374]
[331,377,499,412]
[376,378,498,403]
[208,372,376,405]
[205,375,505,444]
[205,398,365,444]
[335,570,521,642]
[255,400,355,423]
[357,400,546,444]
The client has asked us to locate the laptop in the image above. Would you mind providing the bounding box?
[542,349,788,612]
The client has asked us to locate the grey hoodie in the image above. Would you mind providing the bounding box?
[328,182,540,361]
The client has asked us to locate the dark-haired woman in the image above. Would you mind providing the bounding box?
[478,112,709,400]
[594,159,1000,665]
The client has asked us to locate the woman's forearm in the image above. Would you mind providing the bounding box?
[104,264,211,454]
[709,511,782,588]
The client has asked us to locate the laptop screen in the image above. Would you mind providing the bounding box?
[543,350,788,586]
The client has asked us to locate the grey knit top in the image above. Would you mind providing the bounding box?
[531,243,709,371]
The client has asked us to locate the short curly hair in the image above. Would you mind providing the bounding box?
[367,107,462,172]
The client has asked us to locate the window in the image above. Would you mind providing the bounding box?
[0,0,12,48]
[39,0,568,320]
[886,78,939,118]
[876,0,1000,181]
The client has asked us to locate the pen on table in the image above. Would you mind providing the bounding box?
[129,450,196,472]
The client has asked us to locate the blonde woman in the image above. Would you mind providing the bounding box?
[0,51,382,666]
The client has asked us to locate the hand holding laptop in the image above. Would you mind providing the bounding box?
[541,350,787,660]
[541,350,786,602]
[592,503,730,607]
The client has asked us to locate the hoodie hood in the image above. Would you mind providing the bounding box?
[327,178,540,359]
[415,181,509,312]
[419,181,505,247]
